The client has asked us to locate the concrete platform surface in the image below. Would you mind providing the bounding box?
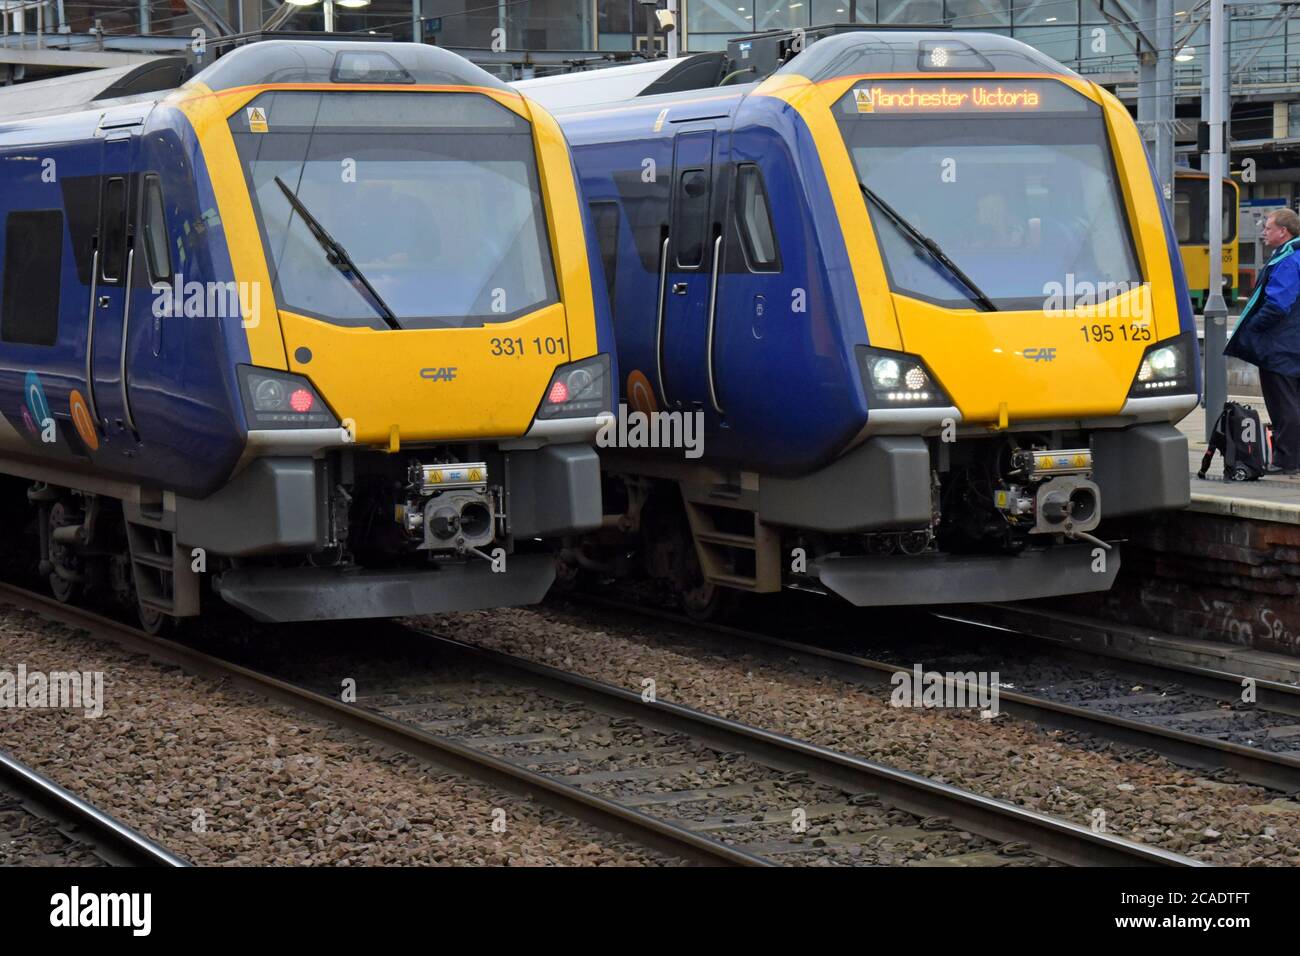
[1175,397,1300,524]
[1175,395,1300,520]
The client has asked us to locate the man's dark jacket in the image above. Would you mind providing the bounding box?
[1225,235,1300,377]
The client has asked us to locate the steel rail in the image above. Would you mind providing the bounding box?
[567,593,1300,792]
[0,583,765,867]
[0,747,188,867]
[402,620,1200,867]
[938,603,1300,715]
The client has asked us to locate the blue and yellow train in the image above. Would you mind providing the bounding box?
[523,28,1200,616]
[0,39,615,628]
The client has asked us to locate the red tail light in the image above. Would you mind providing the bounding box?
[289,389,315,413]
[547,381,569,404]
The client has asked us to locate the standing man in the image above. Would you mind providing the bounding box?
[1225,208,1300,476]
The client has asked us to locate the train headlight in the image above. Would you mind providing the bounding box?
[238,366,339,429]
[870,357,901,389]
[536,354,611,420]
[1128,333,1196,396]
[857,347,952,407]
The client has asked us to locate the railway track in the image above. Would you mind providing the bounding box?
[0,748,187,867]
[0,582,1196,867]
[564,592,1300,796]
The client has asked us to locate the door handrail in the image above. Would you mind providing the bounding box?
[85,248,102,431]
[120,247,137,434]
[655,234,670,407]
[705,233,724,415]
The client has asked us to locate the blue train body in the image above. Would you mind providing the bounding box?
[0,98,247,497]
[562,85,872,476]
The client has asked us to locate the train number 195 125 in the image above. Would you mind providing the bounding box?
[1079,323,1152,343]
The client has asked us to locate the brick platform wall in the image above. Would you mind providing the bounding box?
[1048,511,1300,658]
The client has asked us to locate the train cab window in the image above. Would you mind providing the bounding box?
[142,175,172,283]
[1,210,63,347]
[588,200,620,315]
[100,176,127,282]
[734,164,779,271]
[674,168,711,268]
[231,90,558,329]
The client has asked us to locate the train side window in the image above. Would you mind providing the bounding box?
[100,176,127,282]
[1,210,63,347]
[588,200,620,316]
[142,175,172,283]
[673,168,710,268]
[734,164,779,271]
[1174,193,1191,244]
[1221,189,1237,243]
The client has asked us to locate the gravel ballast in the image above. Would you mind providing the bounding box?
[0,606,671,866]
[434,602,1300,866]
[0,789,106,866]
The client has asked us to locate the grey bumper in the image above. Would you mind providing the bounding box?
[178,443,603,558]
[759,437,932,532]
[813,543,1120,606]
[1091,423,1190,518]
[213,553,556,623]
[507,444,602,537]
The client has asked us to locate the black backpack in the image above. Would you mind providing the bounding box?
[1198,402,1269,481]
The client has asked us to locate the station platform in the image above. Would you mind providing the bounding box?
[1178,396,1300,525]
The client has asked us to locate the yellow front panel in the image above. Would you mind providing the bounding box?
[895,289,1154,422]
[1183,246,1211,290]
[282,304,568,444]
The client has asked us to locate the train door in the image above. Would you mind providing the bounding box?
[86,132,143,448]
[659,126,722,414]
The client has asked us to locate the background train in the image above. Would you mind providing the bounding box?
[521,26,1200,618]
[1174,169,1240,310]
[0,38,615,629]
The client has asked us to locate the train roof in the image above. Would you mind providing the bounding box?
[514,58,690,111]
[187,39,511,92]
[776,30,1077,81]
[0,57,187,122]
[517,28,1078,117]
[0,40,506,123]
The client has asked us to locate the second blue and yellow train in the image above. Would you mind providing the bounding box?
[523,27,1200,616]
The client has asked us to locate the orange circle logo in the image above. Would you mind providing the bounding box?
[627,370,658,416]
[69,391,99,451]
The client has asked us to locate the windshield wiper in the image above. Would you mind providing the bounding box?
[858,182,997,312]
[274,176,401,330]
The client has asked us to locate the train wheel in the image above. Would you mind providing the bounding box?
[552,543,584,592]
[137,603,176,637]
[681,578,738,622]
[676,521,740,622]
[48,570,81,605]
